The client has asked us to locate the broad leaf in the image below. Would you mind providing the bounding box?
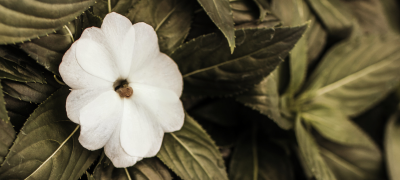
[157,114,228,180]
[172,25,307,96]
[384,110,400,180]
[0,87,100,179]
[197,0,235,53]
[229,127,293,180]
[295,116,336,180]
[237,70,293,129]
[0,0,95,44]
[306,0,352,37]
[298,34,400,116]
[93,156,172,180]
[93,0,138,19]
[19,20,77,76]
[0,46,46,83]
[126,0,193,55]
[3,94,37,132]
[0,80,14,165]
[301,103,377,149]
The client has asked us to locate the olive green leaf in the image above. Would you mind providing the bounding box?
[229,126,294,180]
[19,21,76,76]
[253,0,270,22]
[157,113,228,180]
[3,94,37,133]
[381,0,400,33]
[0,79,8,123]
[237,70,293,129]
[301,103,378,149]
[306,13,327,64]
[0,79,15,165]
[295,115,336,180]
[126,0,194,55]
[197,0,235,53]
[0,46,45,83]
[172,25,307,96]
[0,87,100,179]
[0,0,95,44]
[231,0,280,29]
[93,0,138,19]
[384,110,400,180]
[318,134,383,180]
[94,156,172,180]
[306,0,352,37]
[298,34,400,117]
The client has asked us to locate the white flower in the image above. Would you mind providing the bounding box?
[59,12,184,167]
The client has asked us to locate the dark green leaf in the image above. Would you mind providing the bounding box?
[172,25,307,96]
[94,155,172,180]
[229,126,293,180]
[0,79,14,165]
[126,0,194,55]
[0,87,100,179]
[306,0,352,37]
[384,110,400,180]
[253,0,270,21]
[237,70,293,129]
[157,113,228,180]
[295,115,336,180]
[231,0,280,29]
[381,0,400,33]
[0,0,95,44]
[4,94,37,132]
[298,34,400,116]
[93,0,138,19]
[0,46,46,83]
[197,0,235,53]
[0,79,8,123]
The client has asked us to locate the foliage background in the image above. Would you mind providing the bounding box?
[0,0,400,179]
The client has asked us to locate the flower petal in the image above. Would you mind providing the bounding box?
[76,39,119,82]
[102,12,135,79]
[66,87,113,124]
[105,120,143,168]
[78,90,123,150]
[132,83,184,132]
[59,42,112,89]
[120,98,164,157]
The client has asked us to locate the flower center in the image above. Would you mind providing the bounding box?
[114,80,133,98]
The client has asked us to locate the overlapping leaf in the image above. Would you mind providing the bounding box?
[93,0,138,19]
[298,34,400,116]
[0,87,100,179]
[197,0,235,53]
[172,25,307,96]
[3,94,37,132]
[126,0,193,55]
[385,110,400,180]
[0,80,14,165]
[231,0,280,29]
[157,114,228,180]
[0,0,95,44]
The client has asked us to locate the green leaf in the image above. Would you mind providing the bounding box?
[295,115,336,180]
[0,0,95,44]
[306,0,353,37]
[157,113,228,180]
[301,103,377,149]
[305,13,327,63]
[237,70,293,129]
[3,94,37,132]
[197,0,235,53]
[0,87,100,179]
[318,134,383,180]
[229,126,293,180]
[172,25,307,96]
[0,46,46,83]
[253,0,270,21]
[384,110,400,180]
[126,0,193,55]
[93,0,138,19]
[298,34,400,116]
[381,0,400,33]
[94,156,172,180]
[231,0,280,29]
[0,79,8,123]
[0,79,14,165]
[19,21,77,76]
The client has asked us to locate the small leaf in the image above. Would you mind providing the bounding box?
[295,115,336,180]
[229,125,294,180]
[384,110,400,180]
[93,0,138,19]
[298,34,400,116]
[0,87,100,179]
[94,156,172,180]
[306,0,352,37]
[157,113,228,180]
[231,0,280,29]
[253,0,271,21]
[172,25,307,96]
[237,70,293,129]
[301,103,377,149]
[126,0,194,55]
[0,46,46,83]
[0,0,95,44]
[197,0,235,53]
